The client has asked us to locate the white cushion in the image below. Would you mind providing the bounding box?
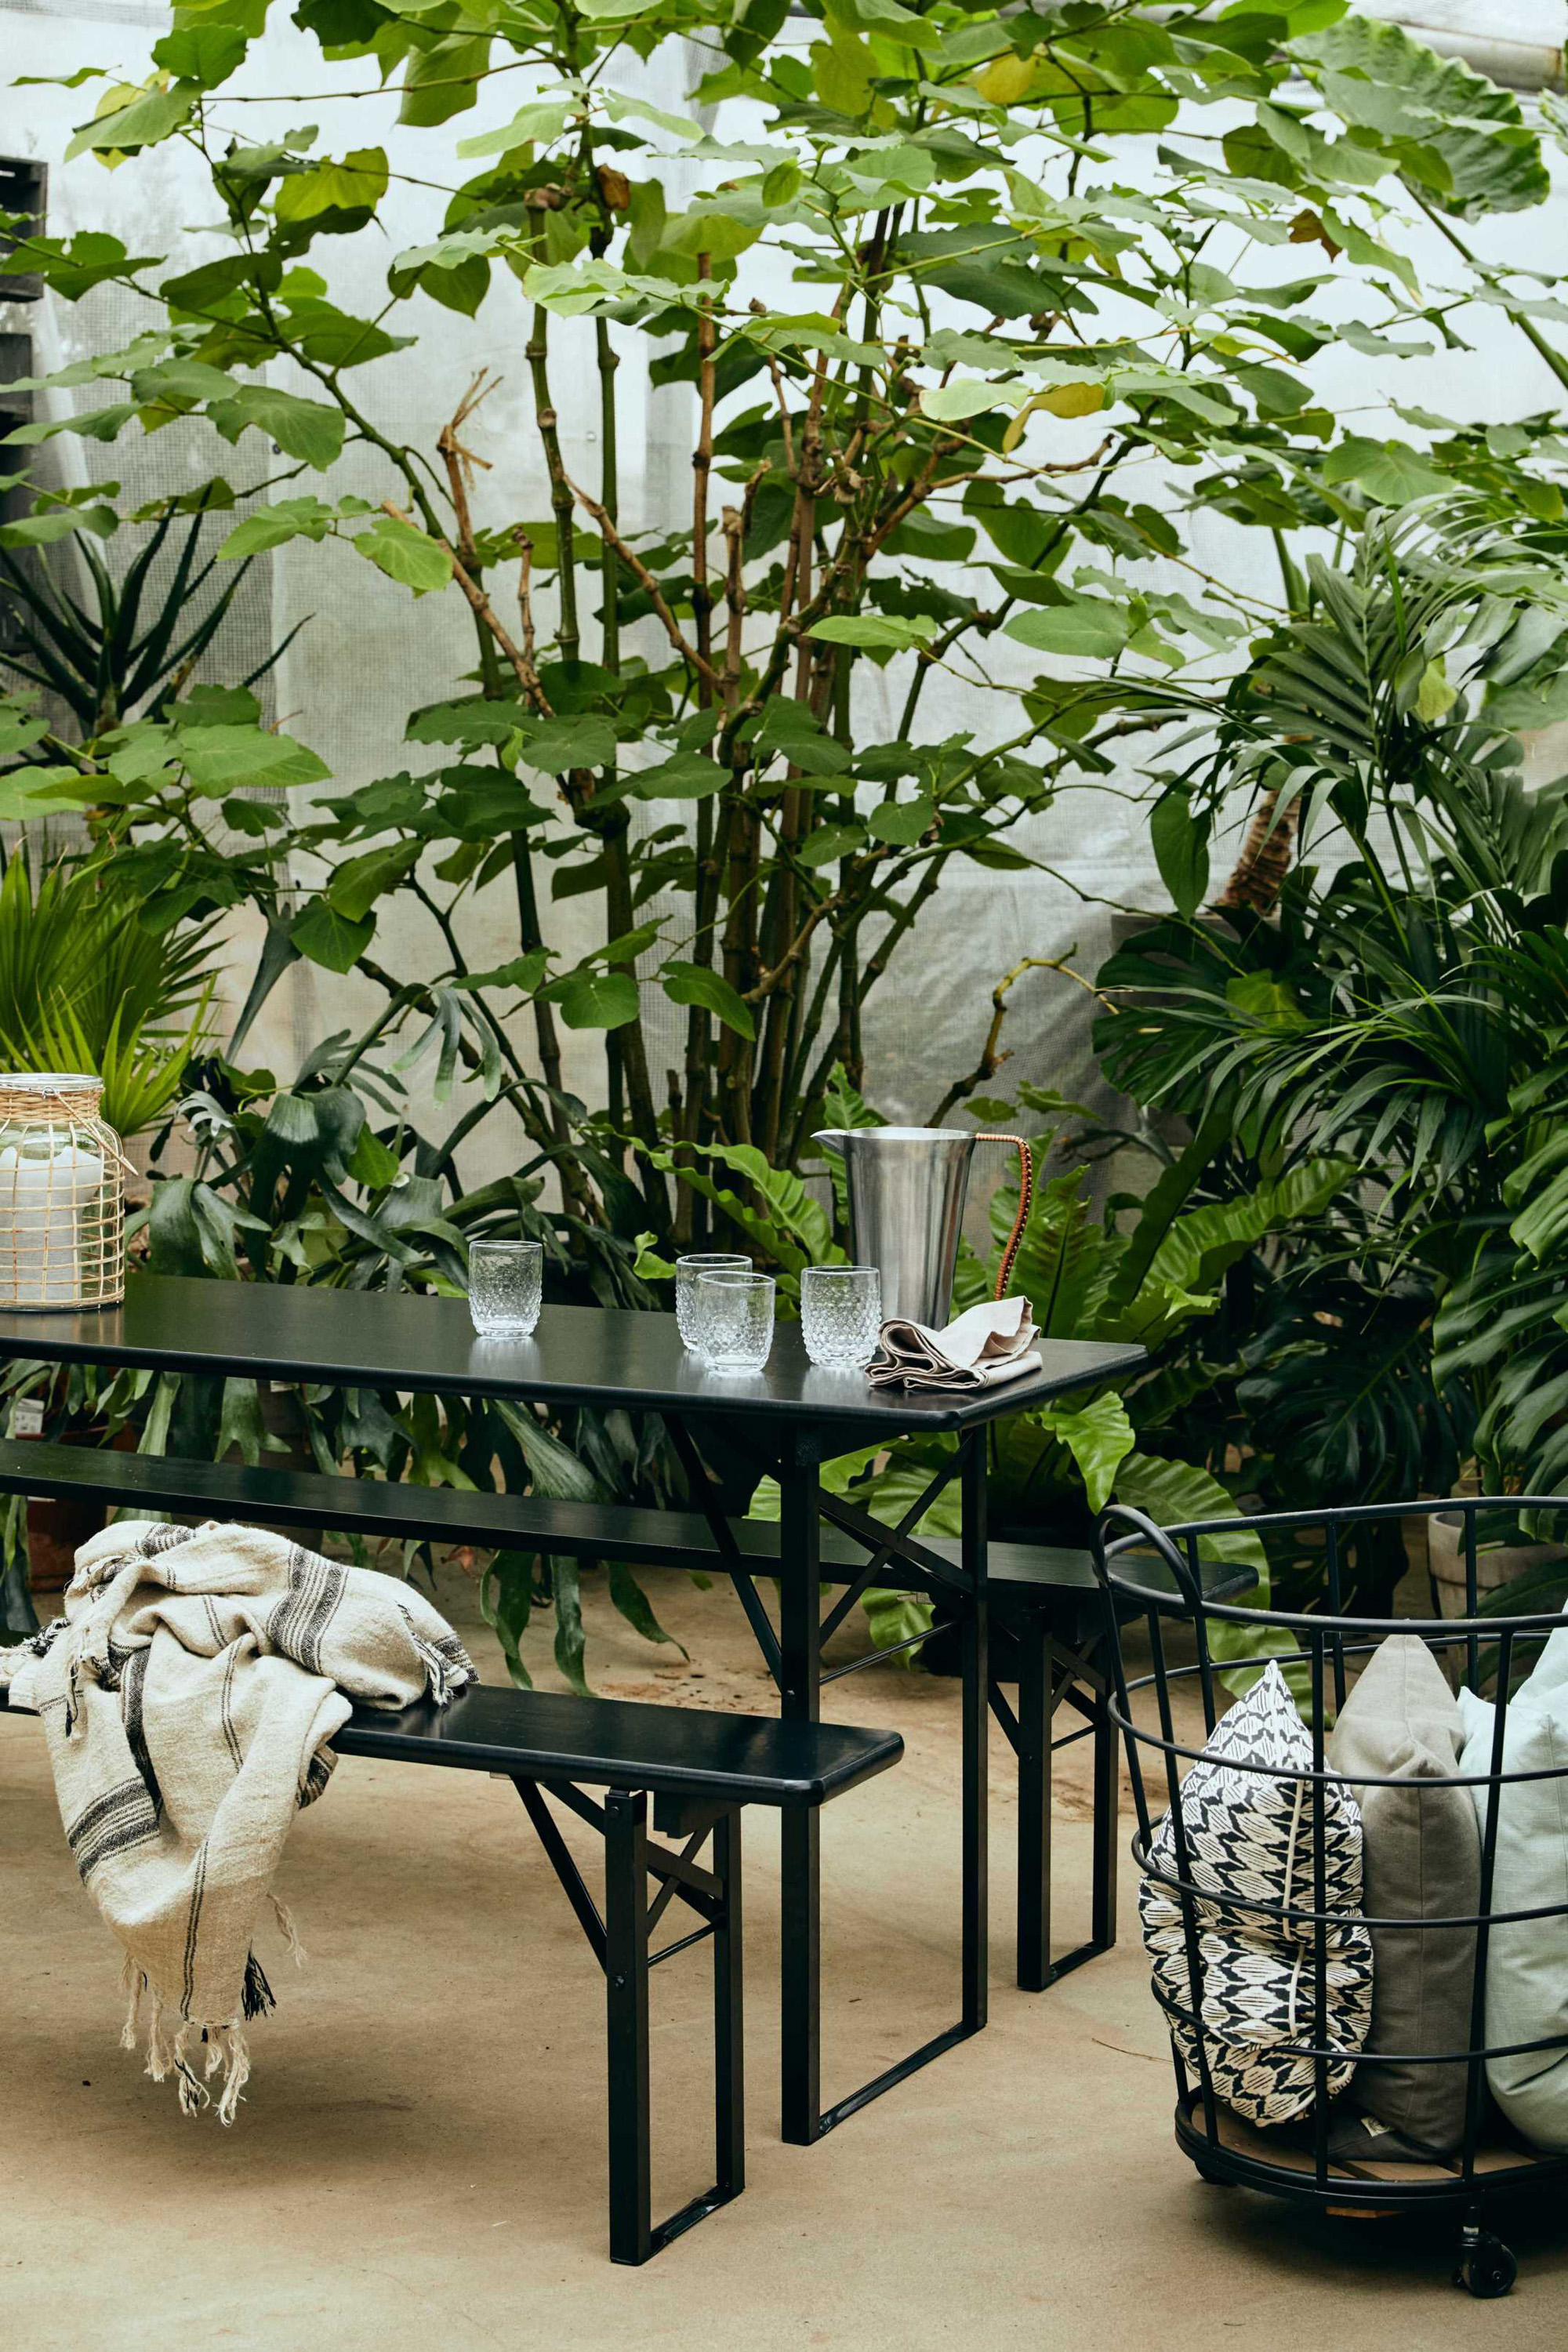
[1140,1660,1374,2126]
[1456,1621,1568,2150]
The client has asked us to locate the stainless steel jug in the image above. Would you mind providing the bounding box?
[812,1127,1033,1327]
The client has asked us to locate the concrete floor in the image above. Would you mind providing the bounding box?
[4,1563,1565,2351]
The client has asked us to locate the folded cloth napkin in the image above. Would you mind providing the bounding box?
[0,1518,475,2123]
[868,1294,1040,1391]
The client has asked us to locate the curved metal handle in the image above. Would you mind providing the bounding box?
[975,1133,1034,1300]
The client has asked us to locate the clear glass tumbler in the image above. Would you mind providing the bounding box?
[693,1270,775,1371]
[801,1264,881,1369]
[468,1238,544,1336]
[676,1251,750,1350]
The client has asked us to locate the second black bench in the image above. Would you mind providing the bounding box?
[2,1675,900,2264]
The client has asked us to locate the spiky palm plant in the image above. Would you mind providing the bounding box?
[0,495,303,741]
[0,851,216,1133]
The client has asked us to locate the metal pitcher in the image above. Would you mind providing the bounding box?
[812,1127,1033,1327]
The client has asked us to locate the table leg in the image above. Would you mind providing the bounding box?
[960,1429,989,2032]
[1015,1620,1051,1994]
[671,1414,985,2142]
[777,1449,822,2147]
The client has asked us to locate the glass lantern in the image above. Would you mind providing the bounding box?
[0,1073,129,1310]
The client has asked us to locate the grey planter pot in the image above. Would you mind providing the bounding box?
[1427,1509,1566,1619]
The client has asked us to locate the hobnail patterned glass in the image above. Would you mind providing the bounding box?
[468,1238,544,1336]
[676,1252,750,1350]
[692,1270,775,1371]
[800,1264,881,1370]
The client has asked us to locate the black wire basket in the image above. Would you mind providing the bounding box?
[1094,1495,1568,2299]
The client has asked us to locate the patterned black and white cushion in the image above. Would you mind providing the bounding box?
[1139,1660,1374,2126]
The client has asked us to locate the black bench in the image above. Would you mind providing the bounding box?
[1,1675,899,2264]
[0,1439,1254,1994]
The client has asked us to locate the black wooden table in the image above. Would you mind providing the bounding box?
[0,1274,1143,2143]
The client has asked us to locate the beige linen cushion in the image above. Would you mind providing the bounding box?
[1327,1635,1480,2153]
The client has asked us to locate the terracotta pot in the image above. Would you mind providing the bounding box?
[1427,1509,1566,1619]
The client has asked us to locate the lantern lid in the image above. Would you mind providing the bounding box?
[0,1072,101,1095]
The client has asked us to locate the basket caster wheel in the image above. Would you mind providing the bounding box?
[1194,2161,1229,2187]
[1454,2235,1516,2299]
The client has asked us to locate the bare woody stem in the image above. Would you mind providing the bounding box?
[564,473,723,691]
[923,956,1079,1127]
[597,318,621,672]
[383,503,551,715]
[526,303,580,666]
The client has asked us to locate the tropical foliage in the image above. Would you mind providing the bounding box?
[1097,515,1568,1606]
[5,2,1568,1240]
[5,4,1568,1663]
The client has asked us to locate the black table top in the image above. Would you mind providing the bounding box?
[0,1274,1144,1437]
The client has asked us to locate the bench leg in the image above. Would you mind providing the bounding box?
[713,1809,745,2201]
[1012,1627,1120,1992]
[602,1787,746,2265]
[1016,1621,1051,1994]
[604,1788,654,2266]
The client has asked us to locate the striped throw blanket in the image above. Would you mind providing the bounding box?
[1,1519,474,2122]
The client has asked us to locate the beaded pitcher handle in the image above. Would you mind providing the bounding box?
[973,1133,1035,1301]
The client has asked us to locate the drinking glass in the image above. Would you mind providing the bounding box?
[675,1251,750,1350]
[693,1270,775,1371]
[468,1238,544,1337]
[801,1264,881,1370]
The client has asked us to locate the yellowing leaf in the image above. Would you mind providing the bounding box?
[1036,381,1106,419]
[1416,659,1458,723]
[1001,379,1105,451]
[811,18,875,119]
[972,53,1036,106]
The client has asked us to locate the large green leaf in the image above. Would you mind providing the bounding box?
[1112,1451,1279,1694]
[1142,1157,1355,1305]
[399,34,490,126]
[645,1138,839,1277]
[274,148,388,225]
[177,724,331,793]
[218,497,338,559]
[984,1167,1117,1338]
[659,960,755,1040]
[66,83,194,161]
[290,897,374,971]
[208,384,347,471]
[353,514,452,596]
[1294,16,1549,220]
[554,969,641,1031]
[1151,786,1209,917]
[1036,1394,1134,1515]
[1322,437,1451,507]
[1004,601,1130,661]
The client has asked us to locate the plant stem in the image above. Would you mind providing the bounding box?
[692,253,716,691]
[526,303,580,666]
[597,318,621,673]
[1411,194,1568,397]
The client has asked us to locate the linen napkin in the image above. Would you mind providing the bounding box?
[868,1295,1040,1391]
